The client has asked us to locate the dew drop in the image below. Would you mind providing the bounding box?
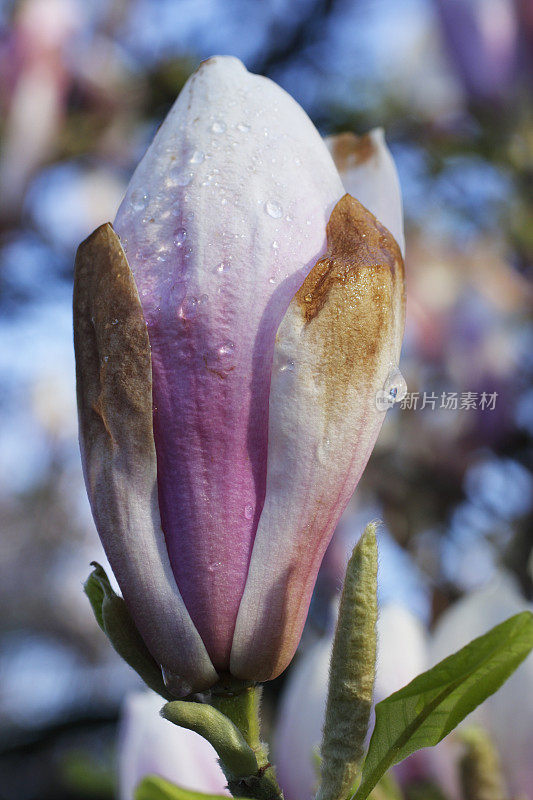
[189,149,205,164]
[244,504,254,520]
[130,190,148,211]
[383,366,407,403]
[272,240,279,250]
[111,318,119,325]
[237,122,251,133]
[304,293,313,303]
[211,120,226,133]
[219,341,235,356]
[174,170,194,186]
[279,359,295,373]
[376,366,407,410]
[174,228,187,247]
[265,199,283,219]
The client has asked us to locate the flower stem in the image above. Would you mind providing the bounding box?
[210,684,283,800]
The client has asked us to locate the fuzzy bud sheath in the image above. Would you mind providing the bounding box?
[317,523,378,800]
[459,727,508,800]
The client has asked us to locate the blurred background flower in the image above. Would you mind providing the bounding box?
[428,572,533,800]
[0,0,531,797]
[118,691,228,800]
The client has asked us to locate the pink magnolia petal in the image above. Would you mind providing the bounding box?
[326,128,405,256]
[231,195,405,681]
[114,56,344,669]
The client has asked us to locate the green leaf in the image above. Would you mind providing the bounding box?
[354,611,533,800]
[134,775,252,800]
[84,562,173,700]
[162,701,258,780]
[84,563,106,631]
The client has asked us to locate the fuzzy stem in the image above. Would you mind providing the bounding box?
[459,727,508,800]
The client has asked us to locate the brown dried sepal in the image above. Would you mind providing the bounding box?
[73,223,154,481]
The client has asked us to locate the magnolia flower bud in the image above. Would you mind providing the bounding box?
[74,56,405,695]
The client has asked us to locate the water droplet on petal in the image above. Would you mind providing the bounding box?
[174,170,194,186]
[211,120,226,133]
[189,149,205,164]
[384,366,407,403]
[130,190,148,211]
[304,293,313,303]
[237,122,251,133]
[272,240,279,250]
[265,200,283,219]
[219,341,235,356]
[174,228,187,247]
[279,359,295,373]
[376,366,407,410]
[244,504,254,520]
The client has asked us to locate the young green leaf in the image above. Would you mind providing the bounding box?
[354,611,533,800]
[162,700,259,779]
[134,775,252,800]
[84,562,173,700]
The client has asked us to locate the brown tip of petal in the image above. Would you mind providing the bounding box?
[296,193,403,321]
[73,223,154,466]
[328,131,379,172]
[293,193,405,408]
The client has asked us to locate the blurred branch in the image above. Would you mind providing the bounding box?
[251,0,346,76]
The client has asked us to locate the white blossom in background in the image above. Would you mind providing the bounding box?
[118,691,229,800]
